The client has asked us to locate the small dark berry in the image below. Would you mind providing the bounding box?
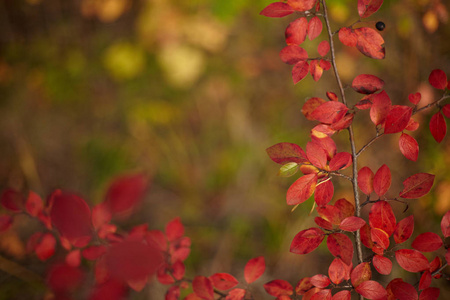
[376,21,385,31]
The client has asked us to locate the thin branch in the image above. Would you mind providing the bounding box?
[322,0,364,271]
[414,94,450,115]
[356,132,384,157]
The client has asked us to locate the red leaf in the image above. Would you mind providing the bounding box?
[288,0,317,12]
[441,211,450,237]
[105,241,163,282]
[166,286,181,300]
[419,271,432,290]
[306,142,328,169]
[317,205,341,225]
[193,276,214,300]
[326,92,338,101]
[358,0,383,18]
[285,17,308,45]
[314,217,333,230]
[308,16,322,40]
[302,97,327,120]
[287,174,318,205]
[358,167,374,195]
[351,262,371,287]
[295,277,313,295]
[352,74,384,94]
[443,104,450,118]
[419,287,440,300]
[384,106,413,134]
[370,91,391,125]
[399,173,435,199]
[328,258,346,284]
[1,189,24,212]
[371,228,390,249]
[311,136,336,160]
[360,223,375,249]
[66,249,81,267]
[311,289,332,300]
[355,280,387,299]
[82,245,107,260]
[290,227,324,254]
[244,256,265,284]
[0,215,13,232]
[226,288,246,300]
[293,60,310,84]
[89,280,127,300]
[319,59,331,70]
[49,190,92,247]
[335,198,355,221]
[412,232,443,252]
[25,191,43,217]
[399,133,419,161]
[34,233,56,261]
[394,215,414,244]
[405,118,420,131]
[390,280,418,300]
[332,290,351,300]
[409,92,421,105]
[165,217,184,242]
[210,273,238,291]
[339,216,366,232]
[318,41,330,56]
[355,27,385,59]
[327,233,353,265]
[264,279,293,296]
[314,179,334,206]
[310,274,330,288]
[280,45,308,65]
[428,69,447,90]
[429,112,447,143]
[395,249,430,272]
[311,101,349,124]
[373,165,391,197]
[339,27,357,47]
[329,152,352,171]
[369,200,396,236]
[331,113,354,131]
[47,263,84,292]
[267,142,307,164]
[260,2,295,18]
[373,255,392,275]
[309,60,324,82]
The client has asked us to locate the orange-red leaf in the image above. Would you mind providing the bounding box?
[399,173,435,199]
[370,90,391,125]
[354,27,385,59]
[318,41,330,56]
[264,279,293,296]
[280,45,308,65]
[352,74,384,94]
[373,255,392,275]
[327,233,353,265]
[358,167,374,195]
[192,276,214,300]
[328,258,346,284]
[332,290,351,300]
[339,216,366,232]
[351,262,371,287]
[308,16,322,40]
[384,106,413,134]
[287,174,318,205]
[288,0,316,12]
[306,142,328,169]
[310,274,330,288]
[290,227,324,254]
[355,280,387,299]
[314,179,334,206]
[260,2,295,18]
[311,101,349,124]
[358,0,383,18]
[369,200,396,236]
[371,228,390,249]
[226,288,246,300]
[309,60,324,81]
[395,249,430,272]
[285,17,308,45]
[412,232,443,252]
[302,97,327,120]
[338,27,357,47]
[399,133,419,161]
[428,69,447,90]
[394,215,414,244]
[210,273,238,290]
[373,164,391,197]
[244,256,265,284]
[26,191,43,217]
[267,142,307,164]
[293,60,310,84]
[429,112,446,143]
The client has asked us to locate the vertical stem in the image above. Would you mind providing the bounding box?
[321,0,364,267]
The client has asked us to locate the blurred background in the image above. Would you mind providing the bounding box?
[0,0,449,299]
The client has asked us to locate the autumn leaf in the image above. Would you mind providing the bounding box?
[260,2,295,18]
[328,258,346,284]
[355,280,387,299]
[384,105,413,134]
[373,165,391,197]
[370,91,391,125]
[412,232,443,252]
[390,280,418,300]
[192,276,214,300]
[352,74,384,94]
[290,227,324,254]
[288,0,317,12]
[327,233,353,265]
[358,0,384,18]
[428,69,447,90]
[310,274,330,288]
[354,27,385,59]
[244,256,265,284]
[351,262,372,287]
[280,45,308,65]
[358,167,374,195]
[286,174,318,205]
[210,273,238,290]
[399,133,419,161]
[263,279,293,297]
[373,255,392,275]
[394,215,414,244]
[369,200,396,236]
[314,179,334,206]
[310,101,349,124]
[429,112,447,143]
[266,142,307,164]
[307,16,322,40]
[399,173,435,199]
[395,249,430,272]
[285,17,308,45]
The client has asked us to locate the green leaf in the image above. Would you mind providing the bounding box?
[278,162,299,177]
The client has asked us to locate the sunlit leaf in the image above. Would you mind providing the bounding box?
[370,91,391,125]
[287,174,318,205]
[308,16,322,41]
[310,274,330,288]
[314,179,334,206]
[358,166,374,195]
[369,200,396,236]
[354,27,385,59]
[288,0,316,12]
[395,249,430,272]
[339,216,366,232]
[244,256,265,284]
[339,27,357,47]
[351,262,372,287]
[327,233,353,265]
[311,101,349,124]
[328,258,346,284]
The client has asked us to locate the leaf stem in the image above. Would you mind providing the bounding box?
[322,0,364,270]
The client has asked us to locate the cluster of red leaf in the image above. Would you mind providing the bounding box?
[0,173,167,300]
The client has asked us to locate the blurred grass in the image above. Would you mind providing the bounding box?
[0,0,449,298]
